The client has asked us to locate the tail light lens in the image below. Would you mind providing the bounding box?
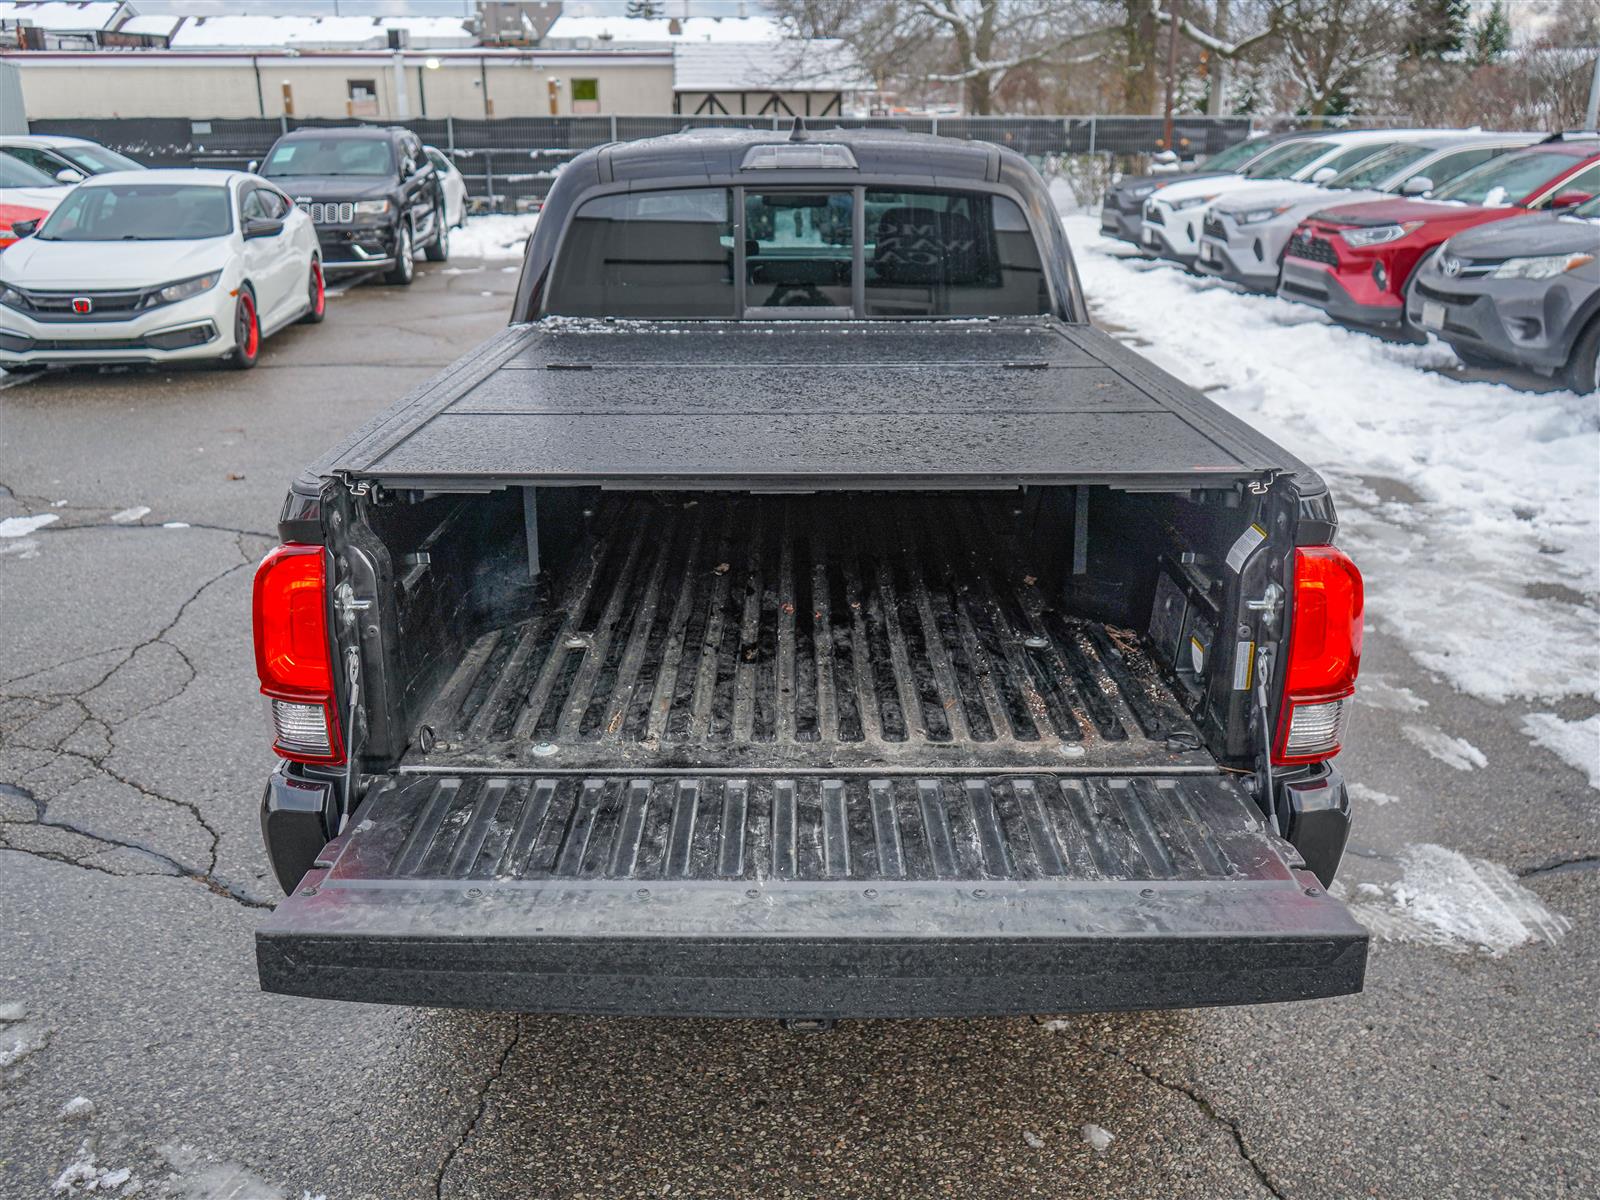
[1274,545,1363,764]
[253,544,343,765]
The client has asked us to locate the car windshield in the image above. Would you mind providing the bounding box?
[1329,144,1431,190]
[262,137,393,178]
[1201,139,1271,172]
[1431,150,1582,206]
[55,143,144,173]
[1243,140,1329,180]
[0,153,60,188]
[35,183,233,241]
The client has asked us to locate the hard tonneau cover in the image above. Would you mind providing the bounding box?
[313,318,1322,494]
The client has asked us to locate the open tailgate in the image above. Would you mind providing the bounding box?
[258,770,1366,1018]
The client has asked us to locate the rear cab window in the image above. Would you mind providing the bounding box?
[544,184,1050,319]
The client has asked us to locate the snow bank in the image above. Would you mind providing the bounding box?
[452,213,541,262]
[1060,214,1600,707]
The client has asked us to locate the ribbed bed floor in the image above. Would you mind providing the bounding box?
[408,493,1208,774]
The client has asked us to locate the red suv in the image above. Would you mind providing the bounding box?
[1278,135,1599,332]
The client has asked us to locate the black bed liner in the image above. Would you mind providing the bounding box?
[315,318,1318,493]
[412,493,1206,774]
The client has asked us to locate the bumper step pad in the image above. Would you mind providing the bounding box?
[257,771,1367,1017]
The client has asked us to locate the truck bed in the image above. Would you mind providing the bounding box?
[315,318,1316,493]
[407,492,1208,774]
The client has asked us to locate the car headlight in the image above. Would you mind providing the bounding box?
[0,284,24,310]
[1236,205,1290,225]
[1170,194,1216,211]
[143,272,220,308]
[1340,222,1422,248]
[353,199,391,217]
[1129,184,1158,198]
[1490,252,1596,280]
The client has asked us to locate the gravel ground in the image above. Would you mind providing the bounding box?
[1,251,1594,1199]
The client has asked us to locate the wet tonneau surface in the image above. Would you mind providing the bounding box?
[321,318,1312,491]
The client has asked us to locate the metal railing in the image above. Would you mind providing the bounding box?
[28,113,1259,211]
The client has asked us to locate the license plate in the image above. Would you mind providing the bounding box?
[1420,300,1445,330]
[1199,242,1218,263]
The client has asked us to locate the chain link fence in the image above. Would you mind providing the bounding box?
[28,113,1256,212]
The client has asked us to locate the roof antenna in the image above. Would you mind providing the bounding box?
[789,117,809,142]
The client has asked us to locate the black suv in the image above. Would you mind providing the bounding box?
[258,126,448,284]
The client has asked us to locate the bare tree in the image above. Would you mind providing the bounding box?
[773,0,1123,114]
[1275,0,1403,116]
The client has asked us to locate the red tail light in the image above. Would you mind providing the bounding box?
[253,544,343,765]
[1274,545,1363,765]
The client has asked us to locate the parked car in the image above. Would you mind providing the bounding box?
[1098,131,1308,244]
[1198,131,1541,292]
[0,201,53,249]
[252,128,1369,1021]
[0,168,323,370]
[0,152,74,237]
[0,134,145,182]
[1407,193,1600,392]
[258,125,448,284]
[1279,134,1600,333]
[1140,129,1448,266]
[424,145,469,229]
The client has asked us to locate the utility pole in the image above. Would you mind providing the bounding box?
[1161,0,1181,150]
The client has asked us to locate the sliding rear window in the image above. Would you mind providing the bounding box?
[545,184,1051,319]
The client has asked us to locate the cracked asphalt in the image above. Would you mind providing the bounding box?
[3,257,1597,1199]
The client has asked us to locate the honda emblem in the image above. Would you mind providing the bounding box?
[71,296,92,314]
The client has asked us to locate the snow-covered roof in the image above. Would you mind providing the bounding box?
[543,14,782,49]
[673,40,870,93]
[116,13,180,38]
[0,1,125,32]
[164,15,477,52]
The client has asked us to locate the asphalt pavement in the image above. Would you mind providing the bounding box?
[1,256,1594,1199]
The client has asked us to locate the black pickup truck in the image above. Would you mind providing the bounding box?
[251,128,1367,1019]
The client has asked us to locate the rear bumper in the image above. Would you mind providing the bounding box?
[257,770,1367,1017]
[1278,260,1402,327]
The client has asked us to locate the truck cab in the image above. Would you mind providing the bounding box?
[252,128,1367,1019]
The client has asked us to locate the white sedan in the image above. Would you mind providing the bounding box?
[0,168,323,369]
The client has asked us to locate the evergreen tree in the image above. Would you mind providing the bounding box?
[625,0,664,19]
[1403,0,1470,60]
[1472,2,1512,64]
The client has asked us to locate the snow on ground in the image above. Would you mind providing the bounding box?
[1402,725,1489,771]
[1,513,59,538]
[1055,197,1600,782]
[452,212,541,261]
[1080,1123,1115,1152]
[1347,843,1570,955]
[1521,713,1600,789]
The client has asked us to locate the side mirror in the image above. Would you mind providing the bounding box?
[247,160,259,174]
[10,218,38,238]
[1549,190,1592,210]
[243,216,284,240]
[55,167,85,184]
[1400,176,1433,196]
[1311,166,1337,184]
